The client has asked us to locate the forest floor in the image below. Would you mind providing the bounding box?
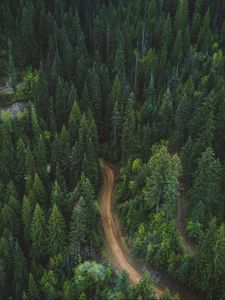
[100,161,203,300]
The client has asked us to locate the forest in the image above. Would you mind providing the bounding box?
[0,0,225,299]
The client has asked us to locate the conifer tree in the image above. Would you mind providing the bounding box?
[47,204,66,257]
[8,40,17,91]
[68,100,81,145]
[190,147,223,219]
[13,241,27,299]
[31,105,41,142]
[22,195,32,247]
[32,174,47,208]
[35,64,49,119]
[15,138,27,196]
[109,75,122,143]
[121,93,137,161]
[27,273,40,300]
[31,203,46,260]
[144,145,182,216]
[69,196,87,258]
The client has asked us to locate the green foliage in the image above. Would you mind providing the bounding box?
[144,145,182,217]
[47,204,66,257]
[190,147,223,222]
[1,1,225,299]
[7,40,17,91]
[121,93,137,161]
[31,203,46,260]
[22,69,40,99]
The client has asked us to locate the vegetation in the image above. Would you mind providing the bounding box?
[1,0,225,299]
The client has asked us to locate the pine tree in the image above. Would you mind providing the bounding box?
[109,75,122,144]
[82,137,100,188]
[72,174,96,232]
[34,134,47,182]
[31,203,46,260]
[112,98,122,147]
[86,69,102,129]
[68,100,82,145]
[27,273,40,300]
[13,241,27,300]
[69,197,87,259]
[197,9,211,51]
[174,0,188,35]
[55,77,67,128]
[40,270,58,300]
[50,180,64,212]
[192,219,225,298]
[8,40,17,91]
[158,88,173,138]
[22,195,32,247]
[161,14,173,51]
[144,145,182,217]
[121,93,137,161]
[15,138,27,196]
[32,174,47,208]
[31,105,41,142]
[1,202,15,233]
[20,1,38,66]
[171,30,183,66]
[35,64,49,119]
[48,97,57,134]
[47,204,66,257]
[8,195,21,239]
[113,40,125,84]
[62,35,74,81]
[135,273,155,300]
[0,116,14,183]
[190,147,223,219]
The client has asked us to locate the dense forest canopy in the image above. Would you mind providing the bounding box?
[1,0,225,299]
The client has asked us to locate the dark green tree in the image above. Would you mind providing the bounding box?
[121,93,137,161]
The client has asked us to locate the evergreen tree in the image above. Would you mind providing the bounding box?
[22,195,32,247]
[190,147,223,220]
[47,204,66,257]
[31,203,46,260]
[15,138,27,196]
[35,64,49,119]
[112,98,122,148]
[121,93,137,161]
[27,273,40,300]
[32,174,47,208]
[34,134,48,183]
[68,100,81,145]
[8,40,17,91]
[69,197,87,259]
[31,105,41,142]
[13,241,27,300]
[144,145,182,216]
[110,75,122,145]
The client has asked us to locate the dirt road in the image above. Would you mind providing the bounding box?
[101,161,163,298]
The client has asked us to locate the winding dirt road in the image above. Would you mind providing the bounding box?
[101,161,163,298]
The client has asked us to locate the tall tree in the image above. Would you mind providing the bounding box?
[31,203,46,260]
[144,145,182,217]
[8,40,17,91]
[190,147,223,220]
[121,93,137,161]
[47,204,66,257]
